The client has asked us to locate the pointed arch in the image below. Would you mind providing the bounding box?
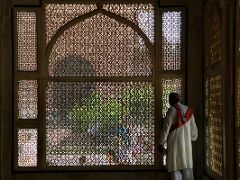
[46,8,154,61]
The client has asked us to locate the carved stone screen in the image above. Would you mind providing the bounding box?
[206,74,223,176]
[102,4,154,43]
[204,4,223,177]
[45,4,97,44]
[46,82,154,166]
[15,9,39,169]
[209,9,222,65]
[14,3,186,169]
[162,11,182,70]
[18,80,38,119]
[48,13,152,77]
[45,3,156,166]
[16,11,37,71]
[161,78,182,117]
[18,129,38,167]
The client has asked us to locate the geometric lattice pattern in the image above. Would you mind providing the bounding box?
[209,9,222,65]
[161,78,182,117]
[204,5,223,178]
[45,4,97,44]
[103,4,154,43]
[14,3,186,169]
[162,11,182,70]
[18,80,38,119]
[17,11,37,71]
[207,74,223,176]
[48,14,152,77]
[46,82,154,166]
[18,129,37,167]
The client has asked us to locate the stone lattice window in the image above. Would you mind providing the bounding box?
[13,3,186,170]
[204,4,223,178]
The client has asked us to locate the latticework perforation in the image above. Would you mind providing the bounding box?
[17,11,37,71]
[18,129,38,167]
[205,78,210,168]
[46,81,154,166]
[18,80,38,119]
[161,78,182,117]
[209,9,222,65]
[162,11,182,70]
[103,4,154,43]
[48,13,152,77]
[45,4,97,44]
[207,74,223,176]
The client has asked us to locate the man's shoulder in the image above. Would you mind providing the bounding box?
[168,106,175,111]
[178,103,194,117]
[178,103,189,109]
[167,106,177,114]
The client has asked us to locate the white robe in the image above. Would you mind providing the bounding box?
[159,103,198,172]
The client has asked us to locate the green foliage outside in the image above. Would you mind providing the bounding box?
[69,85,154,134]
[122,84,154,124]
[69,92,128,133]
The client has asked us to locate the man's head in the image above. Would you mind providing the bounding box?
[169,92,181,106]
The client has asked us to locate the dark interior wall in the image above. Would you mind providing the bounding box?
[187,3,204,180]
[1,0,15,179]
[222,0,235,179]
[0,0,204,179]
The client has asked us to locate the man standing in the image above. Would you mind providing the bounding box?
[159,92,198,180]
